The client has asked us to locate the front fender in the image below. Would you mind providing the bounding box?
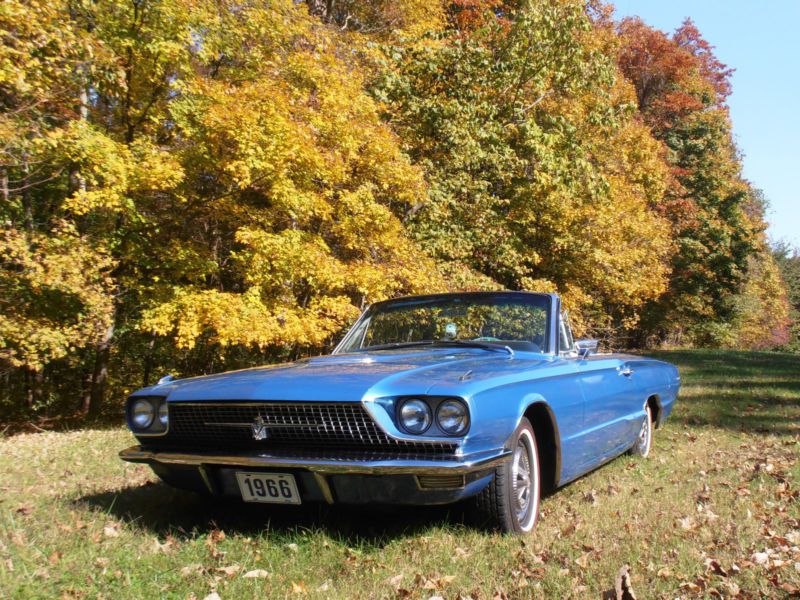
[456,370,582,486]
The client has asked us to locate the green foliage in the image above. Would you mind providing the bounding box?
[372,1,672,334]
[617,17,773,347]
[773,241,800,352]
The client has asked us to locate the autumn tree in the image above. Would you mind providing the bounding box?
[617,17,760,346]
[772,242,800,352]
[0,0,441,418]
[373,0,672,336]
[0,0,792,421]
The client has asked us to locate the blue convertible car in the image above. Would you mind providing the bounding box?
[120,292,679,533]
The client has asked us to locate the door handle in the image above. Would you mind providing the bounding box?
[619,367,634,377]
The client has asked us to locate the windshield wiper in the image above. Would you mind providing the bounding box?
[428,340,514,357]
[360,341,437,351]
[362,339,514,357]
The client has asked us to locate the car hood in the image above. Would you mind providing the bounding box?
[134,348,557,402]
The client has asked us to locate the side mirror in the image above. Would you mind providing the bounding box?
[575,339,599,358]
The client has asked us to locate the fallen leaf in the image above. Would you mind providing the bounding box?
[103,524,120,538]
[243,569,269,579]
[215,565,240,577]
[680,581,701,592]
[778,581,800,595]
[614,564,637,600]
[154,538,176,554]
[290,581,306,595]
[387,574,404,588]
[180,564,205,578]
[561,523,577,538]
[705,558,729,577]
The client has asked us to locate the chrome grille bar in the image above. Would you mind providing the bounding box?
[163,402,458,456]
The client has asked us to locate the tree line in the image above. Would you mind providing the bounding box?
[0,0,794,421]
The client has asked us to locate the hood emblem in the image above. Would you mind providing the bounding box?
[251,416,269,441]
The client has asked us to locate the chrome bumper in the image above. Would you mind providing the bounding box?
[119,445,511,475]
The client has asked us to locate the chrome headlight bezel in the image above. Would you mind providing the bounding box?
[436,399,470,435]
[398,398,433,434]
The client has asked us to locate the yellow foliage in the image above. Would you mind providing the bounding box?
[734,248,792,350]
[140,0,442,350]
[0,223,115,369]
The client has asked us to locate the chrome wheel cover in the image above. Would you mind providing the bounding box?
[636,407,652,456]
[512,436,533,522]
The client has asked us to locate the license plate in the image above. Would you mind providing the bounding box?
[235,472,301,504]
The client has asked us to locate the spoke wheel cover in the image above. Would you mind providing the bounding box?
[511,429,539,531]
[635,406,653,457]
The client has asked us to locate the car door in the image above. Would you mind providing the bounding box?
[558,314,640,470]
[576,355,640,460]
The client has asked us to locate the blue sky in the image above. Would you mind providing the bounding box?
[613,0,800,248]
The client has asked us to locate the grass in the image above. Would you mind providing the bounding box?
[1,349,798,599]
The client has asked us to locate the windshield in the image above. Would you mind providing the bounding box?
[337,293,550,354]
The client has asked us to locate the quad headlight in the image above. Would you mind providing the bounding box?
[399,398,432,434]
[128,397,168,433]
[158,401,169,427]
[436,399,469,435]
[132,398,155,429]
[398,397,469,436]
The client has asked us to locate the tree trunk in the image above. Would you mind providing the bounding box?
[80,358,93,414]
[85,318,115,417]
[142,334,156,387]
[1,168,8,204]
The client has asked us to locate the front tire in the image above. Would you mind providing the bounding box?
[471,417,540,534]
[629,404,653,458]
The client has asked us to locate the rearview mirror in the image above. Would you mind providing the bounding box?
[575,339,599,357]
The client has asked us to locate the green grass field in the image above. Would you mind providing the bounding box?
[1,350,798,599]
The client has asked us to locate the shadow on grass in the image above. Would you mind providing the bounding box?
[649,349,800,436]
[76,480,469,545]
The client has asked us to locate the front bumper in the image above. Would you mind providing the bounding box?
[119,445,511,505]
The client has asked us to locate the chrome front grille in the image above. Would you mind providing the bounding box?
[162,402,458,456]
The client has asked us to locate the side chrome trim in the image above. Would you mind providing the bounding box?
[119,445,511,475]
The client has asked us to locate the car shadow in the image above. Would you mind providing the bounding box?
[75,480,472,545]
